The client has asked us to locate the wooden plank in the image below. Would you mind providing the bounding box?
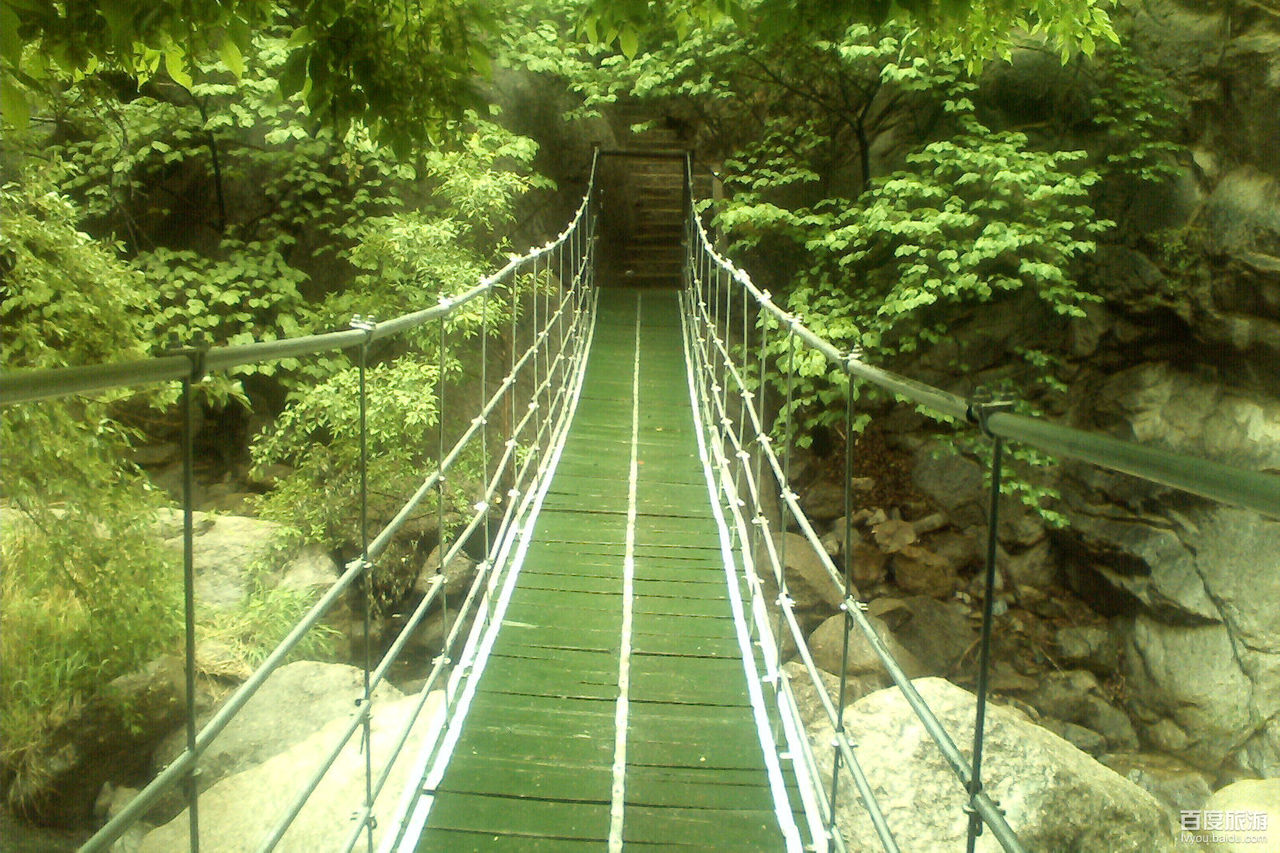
[425,793,610,841]
[623,804,780,848]
[416,828,608,852]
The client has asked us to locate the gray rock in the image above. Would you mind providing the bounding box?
[1205,167,1280,256]
[798,477,848,522]
[1027,670,1139,751]
[756,531,846,616]
[808,613,927,680]
[417,542,479,603]
[1064,508,1218,622]
[1123,616,1256,771]
[138,691,445,853]
[886,596,977,676]
[805,678,1175,851]
[1099,752,1212,816]
[1039,718,1108,756]
[1004,539,1058,590]
[911,444,986,529]
[1093,362,1280,472]
[931,530,980,572]
[1055,624,1120,674]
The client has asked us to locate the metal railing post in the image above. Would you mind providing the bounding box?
[436,312,450,705]
[350,314,377,852]
[966,391,1013,852]
[167,330,208,853]
[829,371,854,833]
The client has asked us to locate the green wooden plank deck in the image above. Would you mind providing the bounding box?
[413,290,794,851]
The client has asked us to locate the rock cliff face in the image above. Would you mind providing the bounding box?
[1046,1,1280,781]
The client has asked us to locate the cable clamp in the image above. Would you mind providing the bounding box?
[165,332,210,383]
[965,388,1014,440]
[839,595,867,613]
[350,314,377,336]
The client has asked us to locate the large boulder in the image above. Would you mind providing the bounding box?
[148,662,404,823]
[1195,779,1280,852]
[153,510,338,611]
[800,678,1175,851]
[137,690,445,852]
[808,612,926,682]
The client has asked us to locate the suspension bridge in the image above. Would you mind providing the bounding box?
[5,150,1280,853]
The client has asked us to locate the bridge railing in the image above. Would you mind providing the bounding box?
[681,155,1280,853]
[1,153,599,853]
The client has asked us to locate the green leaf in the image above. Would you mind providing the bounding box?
[218,36,245,78]
[619,25,639,59]
[0,73,27,128]
[0,3,21,67]
[164,45,192,90]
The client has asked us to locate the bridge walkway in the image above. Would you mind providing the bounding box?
[411,289,803,850]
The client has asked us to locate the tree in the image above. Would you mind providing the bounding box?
[1,0,498,151]
[583,0,1119,63]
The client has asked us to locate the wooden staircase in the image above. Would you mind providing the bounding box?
[599,113,704,289]
[617,154,685,288]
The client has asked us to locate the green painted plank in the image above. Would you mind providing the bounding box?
[425,793,610,841]
[436,755,613,802]
[417,828,607,852]
[623,805,781,848]
[632,633,745,657]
